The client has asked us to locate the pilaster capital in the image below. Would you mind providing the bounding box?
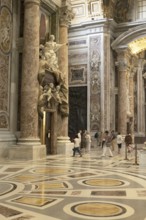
[116,49,131,71]
[24,0,40,5]
[59,5,75,27]
[116,60,129,72]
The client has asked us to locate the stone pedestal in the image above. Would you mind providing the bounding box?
[57,136,74,155]
[8,143,46,160]
[139,142,146,167]
[0,133,16,158]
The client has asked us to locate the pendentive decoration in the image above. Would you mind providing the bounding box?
[38,34,69,117]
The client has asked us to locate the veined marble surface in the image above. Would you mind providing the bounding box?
[0,145,145,220]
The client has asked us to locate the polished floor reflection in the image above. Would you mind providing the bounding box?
[0,146,145,220]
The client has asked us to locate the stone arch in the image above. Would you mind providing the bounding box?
[112,24,146,54]
[112,24,146,136]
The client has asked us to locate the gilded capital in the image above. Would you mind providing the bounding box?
[59,6,75,27]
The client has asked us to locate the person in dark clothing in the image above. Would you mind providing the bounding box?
[125,133,132,153]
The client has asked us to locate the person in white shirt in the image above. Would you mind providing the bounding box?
[102,130,113,157]
[85,131,91,153]
[72,134,82,157]
[117,132,123,154]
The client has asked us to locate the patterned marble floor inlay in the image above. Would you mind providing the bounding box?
[83,178,126,187]
[31,167,73,175]
[0,148,146,219]
[64,201,135,219]
[0,182,17,196]
[12,196,57,207]
[34,181,69,190]
[0,204,22,217]
[73,202,126,217]
[91,190,126,196]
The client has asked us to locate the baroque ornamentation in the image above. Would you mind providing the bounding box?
[102,0,115,18]
[90,36,101,131]
[114,0,132,23]
[0,112,9,129]
[59,6,75,27]
[69,64,87,85]
[0,6,12,54]
[0,53,9,129]
[1,0,12,9]
[38,34,69,117]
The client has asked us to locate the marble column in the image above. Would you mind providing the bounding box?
[58,24,68,136]
[57,1,74,155]
[9,0,46,160]
[117,50,130,135]
[129,69,136,135]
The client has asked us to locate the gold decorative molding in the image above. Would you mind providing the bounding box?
[128,37,146,55]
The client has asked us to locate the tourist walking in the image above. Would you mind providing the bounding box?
[110,130,117,151]
[102,130,113,157]
[85,131,91,153]
[72,134,82,157]
[125,133,132,153]
[117,132,123,154]
[101,131,106,148]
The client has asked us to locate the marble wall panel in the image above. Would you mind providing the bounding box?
[69,64,87,85]
[89,0,102,17]
[69,51,88,65]
[72,4,86,17]
[69,39,87,47]
[0,1,12,130]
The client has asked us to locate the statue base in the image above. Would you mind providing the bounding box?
[8,138,46,160]
[57,136,74,155]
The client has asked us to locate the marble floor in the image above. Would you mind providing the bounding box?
[0,146,146,220]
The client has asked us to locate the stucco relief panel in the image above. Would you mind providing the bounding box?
[88,0,102,17]
[0,1,12,129]
[69,64,87,85]
[72,4,86,17]
[1,0,12,10]
[89,35,101,131]
[0,6,12,54]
